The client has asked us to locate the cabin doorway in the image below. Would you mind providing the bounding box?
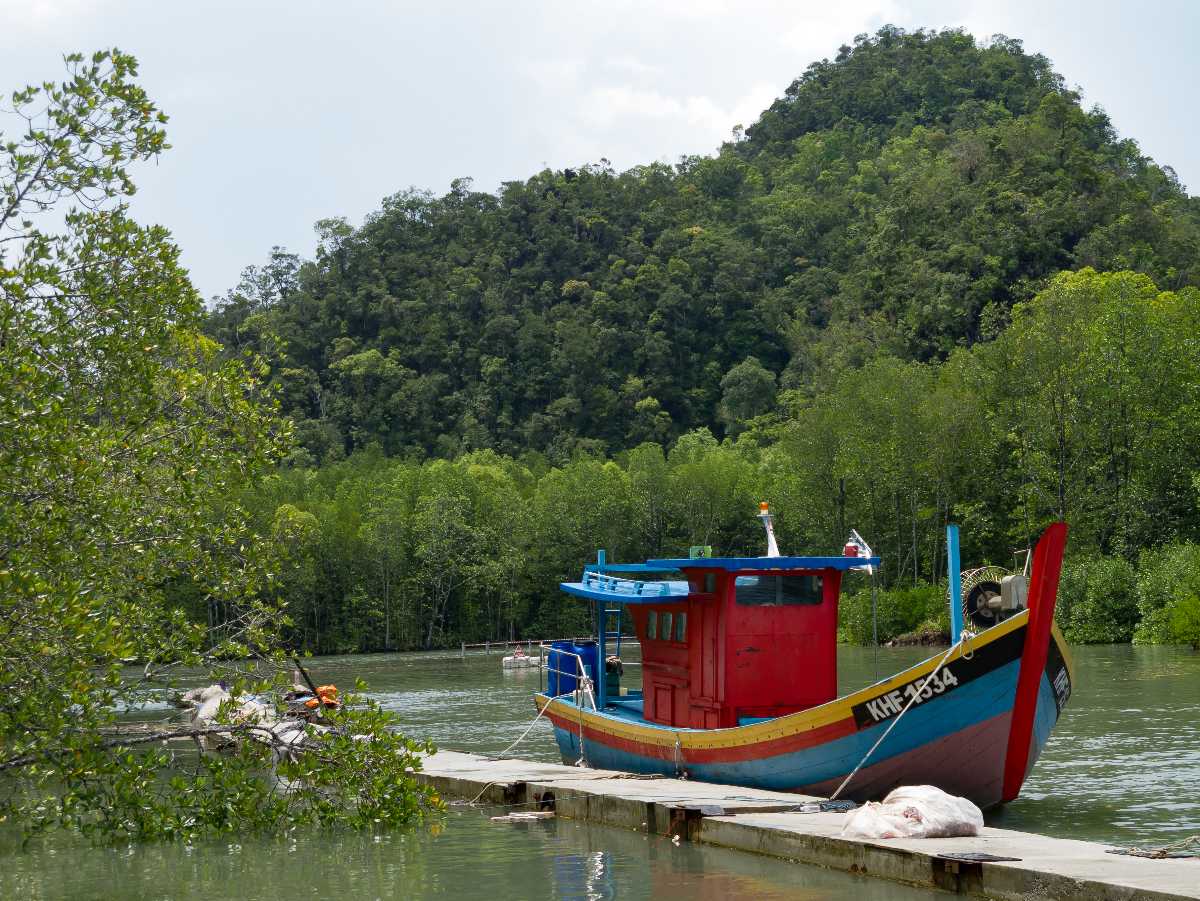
[688,591,722,727]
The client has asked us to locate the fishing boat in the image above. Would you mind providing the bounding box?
[533,506,1073,809]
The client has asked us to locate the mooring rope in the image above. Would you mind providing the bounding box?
[463,780,505,806]
[829,632,972,802]
[495,696,556,758]
[496,665,595,761]
[1108,834,1200,859]
[574,689,588,767]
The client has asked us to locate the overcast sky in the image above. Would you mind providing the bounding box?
[1,0,1195,300]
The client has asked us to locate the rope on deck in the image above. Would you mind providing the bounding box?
[1107,834,1200,859]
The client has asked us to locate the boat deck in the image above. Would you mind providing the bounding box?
[417,750,1200,901]
[605,697,644,721]
[599,697,774,729]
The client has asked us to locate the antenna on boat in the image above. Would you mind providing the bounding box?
[758,502,781,557]
[845,529,875,575]
[1017,547,1032,577]
[843,528,879,679]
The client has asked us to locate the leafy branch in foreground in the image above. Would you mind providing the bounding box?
[0,50,439,841]
[5,692,437,842]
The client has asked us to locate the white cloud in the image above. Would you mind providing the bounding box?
[602,55,664,78]
[729,81,782,130]
[579,80,780,146]
[517,57,586,88]
[0,0,97,29]
[518,0,908,166]
[777,0,909,56]
[611,0,742,20]
[582,86,714,132]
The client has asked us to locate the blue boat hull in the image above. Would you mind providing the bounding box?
[538,615,1072,809]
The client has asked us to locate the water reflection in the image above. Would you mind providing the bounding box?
[15,640,1191,899]
[1,808,947,900]
[554,849,615,900]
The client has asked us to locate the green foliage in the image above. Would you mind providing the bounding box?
[1056,555,1139,643]
[840,581,947,645]
[1133,543,1200,644]
[719,356,778,434]
[1,51,438,841]
[205,28,1200,462]
[991,270,1200,553]
[1169,595,1200,649]
[20,697,439,842]
[240,432,773,653]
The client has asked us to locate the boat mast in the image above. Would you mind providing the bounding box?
[947,524,963,643]
[758,502,781,557]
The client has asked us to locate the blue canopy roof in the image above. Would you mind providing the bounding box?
[646,555,882,572]
[559,555,880,604]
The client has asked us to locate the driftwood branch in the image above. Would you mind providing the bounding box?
[0,721,331,773]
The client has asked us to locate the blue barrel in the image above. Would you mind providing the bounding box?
[573,640,599,688]
[548,640,577,696]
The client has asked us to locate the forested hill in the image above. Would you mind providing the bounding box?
[206,27,1200,463]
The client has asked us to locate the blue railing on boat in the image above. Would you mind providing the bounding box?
[580,570,677,597]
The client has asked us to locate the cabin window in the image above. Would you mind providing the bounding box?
[703,573,716,594]
[735,574,823,606]
[647,608,687,643]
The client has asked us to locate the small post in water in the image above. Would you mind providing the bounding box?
[947,523,963,643]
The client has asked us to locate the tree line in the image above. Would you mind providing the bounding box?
[233,270,1200,653]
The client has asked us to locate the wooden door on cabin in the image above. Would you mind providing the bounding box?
[690,599,720,703]
[653,684,673,725]
[688,601,723,728]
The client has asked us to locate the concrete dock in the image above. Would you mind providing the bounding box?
[417,750,1199,900]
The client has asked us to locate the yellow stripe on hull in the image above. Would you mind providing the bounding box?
[537,609,1032,751]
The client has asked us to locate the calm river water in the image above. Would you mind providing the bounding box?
[4,642,1198,899]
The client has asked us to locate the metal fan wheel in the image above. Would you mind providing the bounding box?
[958,564,1015,631]
[965,580,1004,629]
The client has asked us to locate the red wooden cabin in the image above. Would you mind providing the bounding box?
[626,559,850,728]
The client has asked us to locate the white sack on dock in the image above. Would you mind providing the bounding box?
[840,785,984,839]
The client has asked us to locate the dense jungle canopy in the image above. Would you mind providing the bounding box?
[202,27,1200,653]
[208,27,1199,462]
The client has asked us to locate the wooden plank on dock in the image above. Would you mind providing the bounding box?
[416,750,1200,901]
